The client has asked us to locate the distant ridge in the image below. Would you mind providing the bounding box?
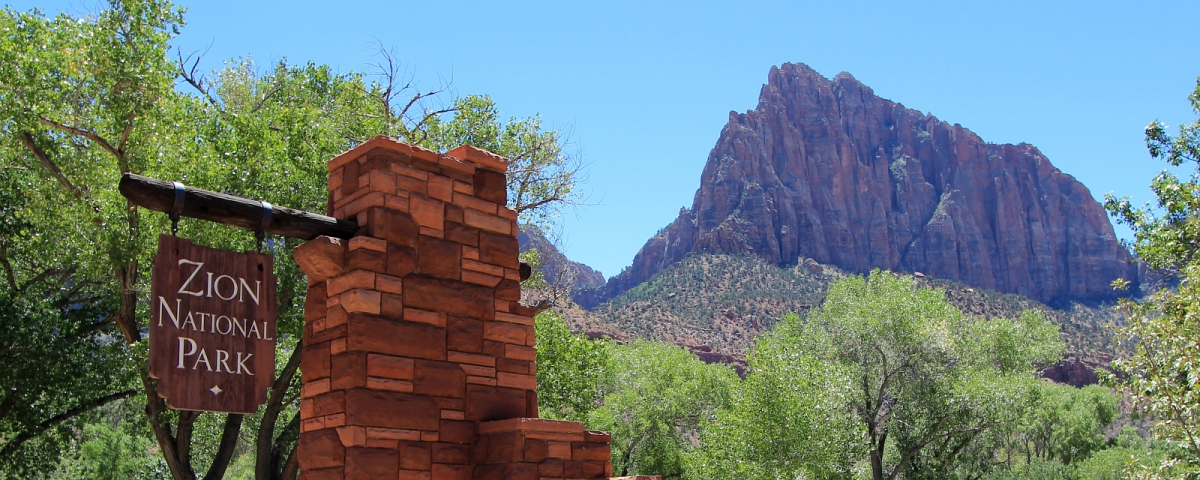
[581,62,1138,307]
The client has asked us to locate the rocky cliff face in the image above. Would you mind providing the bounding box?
[590,63,1138,307]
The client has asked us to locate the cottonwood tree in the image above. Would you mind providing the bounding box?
[1104,77,1200,477]
[0,1,587,478]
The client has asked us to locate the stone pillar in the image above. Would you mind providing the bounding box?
[293,136,611,479]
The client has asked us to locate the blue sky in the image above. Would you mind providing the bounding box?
[15,0,1200,278]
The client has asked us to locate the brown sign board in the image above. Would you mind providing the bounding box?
[149,235,276,413]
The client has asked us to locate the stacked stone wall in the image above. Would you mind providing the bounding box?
[293,136,610,479]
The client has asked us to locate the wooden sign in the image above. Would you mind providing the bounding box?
[149,235,276,413]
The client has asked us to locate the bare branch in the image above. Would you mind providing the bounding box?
[19,131,83,199]
[0,246,17,291]
[177,47,221,110]
[36,118,122,161]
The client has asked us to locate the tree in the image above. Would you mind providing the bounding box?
[695,271,1064,480]
[534,310,608,423]
[586,340,738,477]
[1103,78,1200,476]
[0,1,587,477]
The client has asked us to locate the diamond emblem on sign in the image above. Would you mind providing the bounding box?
[210,385,223,395]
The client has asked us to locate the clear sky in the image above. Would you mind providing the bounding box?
[14,0,1200,279]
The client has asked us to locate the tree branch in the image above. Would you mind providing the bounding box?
[0,388,137,460]
[37,118,121,160]
[202,413,244,480]
[19,131,83,199]
[256,344,302,479]
[177,48,221,110]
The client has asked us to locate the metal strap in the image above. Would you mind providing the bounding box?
[170,181,186,236]
[256,201,273,252]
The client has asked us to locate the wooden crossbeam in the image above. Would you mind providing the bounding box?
[119,173,358,240]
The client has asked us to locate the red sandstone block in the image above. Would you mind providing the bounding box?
[298,429,345,470]
[549,441,573,458]
[376,274,404,294]
[440,409,465,420]
[438,154,476,175]
[414,360,467,398]
[308,323,347,346]
[300,416,324,433]
[524,439,548,462]
[538,458,564,476]
[503,268,521,281]
[445,203,464,223]
[326,306,349,329]
[452,191,498,214]
[461,364,496,377]
[478,232,520,268]
[496,358,530,375]
[340,289,381,315]
[463,209,511,235]
[410,196,445,230]
[328,168,343,192]
[417,236,462,280]
[471,167,508,203]
[478,418,585,435]
[337,425,367,446]
[328,270,375,296]
[495,279,520,302]
[494,299,509,312]
[343,191,387,217]
[495,311,534,326]
[524,431,581,442]
[302,378,331,398]
[346,248,386,273]
[398,470,431,480]
[404,308,447,327]
[387,244,418,277]
[452,180,472,194]
[330,352,367,390]
[465,385,527,422]
[463,258,505,276]
[466,376,497,386]
[392,161,430,180]
[349,236,387,252]
[447,145,508,172]
[461,270,502,287]
[333,185,370,209]
[432,463,471,480]
[399,441,432,470]
[367,209,419,249]
[447,317,483,353]
[563,459,604,477]
[445,222,479,247]
[366,377,414,392]
[366,437,397,449]
[462,246,480,260]
[381,292,404,319]
[347,315,446,360]
[303,278,329,313]
[369,169,396,194]
[497,207,517,221]
[435,396,465,410]
[302,343,331,380]
[326,413,345,427]
[485,322,528,344]
[583,431,612,443]
[482,340,506,358]
[331,338,347,355]
[486,431,526,462]
[422,431,440,442]
[367,427,420,441]
[439,420,475,445]
[385,193,409,212]
[395,172,428,196]
[345,447,398,478]
[432,443,471,464]
[404,276,494,320]
[311,391,346,417]
[345,388,440,431]
[419,227,444,239]
[497,372,537,390]
[525,327,536,347]
[572,442,611,461]
[510,302,539,317]
[428,174,453,202]
[505,344,537,361]
[448,351,495,367]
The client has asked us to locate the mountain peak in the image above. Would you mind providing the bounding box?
[581,63,1138,308]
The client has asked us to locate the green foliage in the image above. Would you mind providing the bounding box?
[535,310,608,423]
[589,340,738,477]
[689,271,1066,480]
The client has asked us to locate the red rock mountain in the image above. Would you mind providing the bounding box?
[590,63,1138,307]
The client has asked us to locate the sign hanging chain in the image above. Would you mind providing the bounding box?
[257,201,273,253]
[169,181,186,236]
